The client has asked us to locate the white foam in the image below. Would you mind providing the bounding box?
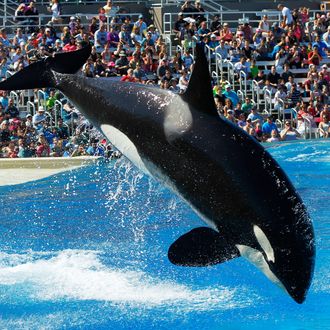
[0,250,254,310]
[286,151,330,163]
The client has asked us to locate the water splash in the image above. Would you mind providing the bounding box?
[0,250,255,310]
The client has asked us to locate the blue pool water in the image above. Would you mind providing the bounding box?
[0,140,329,330]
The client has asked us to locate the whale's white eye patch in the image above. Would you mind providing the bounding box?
[253,225,275,263]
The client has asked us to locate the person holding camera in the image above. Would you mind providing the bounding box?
[280,121,301,141]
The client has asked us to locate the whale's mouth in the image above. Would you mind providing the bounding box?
[235,244,288,296]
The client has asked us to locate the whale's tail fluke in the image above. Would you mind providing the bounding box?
[0,45,92,91]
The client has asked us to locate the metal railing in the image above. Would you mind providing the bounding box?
[226,60,234,87]
[162,9,320,36]
[303,116,319,139]
[54,99,63,127]
[27,100,36,116]
[10,90,19,106]
[264,88,273,115]
[204,44,212,72]
[37,89,47,110]
[0,12,144,31]
[239,70,247,97]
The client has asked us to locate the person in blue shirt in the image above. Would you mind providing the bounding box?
[182,48,194,70]
[207,34,219,52]
[197,21,210,40]
[222,84,239,107]
[0,91,9,109]
[86,141,105,156]
[262,116,278,137]
[247,107,264,125]
[312,35,328,58]
[140,32,155,53]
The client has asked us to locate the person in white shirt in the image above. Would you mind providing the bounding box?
[278,4,293,27]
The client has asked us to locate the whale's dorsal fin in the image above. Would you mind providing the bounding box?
[168,227,240,266]
[181,44,218,117]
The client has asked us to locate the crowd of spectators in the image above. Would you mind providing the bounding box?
[1,1,330,159]
[174,2,330,141]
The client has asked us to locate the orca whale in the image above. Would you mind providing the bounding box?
[0,44,315,303]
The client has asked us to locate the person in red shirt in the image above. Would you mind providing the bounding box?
[120,68,138,82]
[308,46,322,66]
[307,100,318,118]
[63,37,78,52]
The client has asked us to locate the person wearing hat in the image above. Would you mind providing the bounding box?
[208,33,219,52]
[222,84,239,107]
[134,14,147,37]
[115,50,129,75]
[32,106,47,132]
[69,16,78,35]
[25,113,33,128]
[147,25,159,43]
[252,28,263,47]
[219,22,233,42]
[271,22,284,43]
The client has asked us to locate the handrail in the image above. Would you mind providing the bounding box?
[45,110,53,128]
[214,51,223,82]
[0,12,144,31]
[9,90,19,106]
[211,70,219,85]
[239,70,247,97]
[164,35,172,57]
[204,44,212,72]
[252,79,260,109]
[54,99,63,128]
[27,100,35,116]
[161,9,320,32]
[5,70,14,79]
[37,89,47,110]
[303,116,312,139]
[226,60,234,87]
[237,89,244,102]
[264,88,273,115]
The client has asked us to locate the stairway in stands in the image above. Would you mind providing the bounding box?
[0,0,19,28]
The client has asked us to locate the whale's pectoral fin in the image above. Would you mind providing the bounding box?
[168,227,240,266]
